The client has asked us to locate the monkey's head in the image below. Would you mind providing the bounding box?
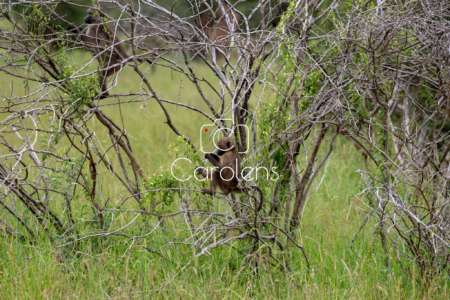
[84,7,106,25]
[215,137,237,156]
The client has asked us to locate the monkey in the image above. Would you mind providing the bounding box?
[195,137,243,196]
[195,136,265,214]
[67,7,130,99]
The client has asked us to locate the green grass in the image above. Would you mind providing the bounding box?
[0,54,449,299]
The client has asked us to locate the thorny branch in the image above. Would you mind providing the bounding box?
[1,0,450,283]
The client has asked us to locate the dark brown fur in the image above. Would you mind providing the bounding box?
[271,2,291,27]
[196,137,242,195]
[67,7,129,99]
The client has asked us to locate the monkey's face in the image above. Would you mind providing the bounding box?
[215,137,237,156]
[84,13,94,24]
[84,8,103,24]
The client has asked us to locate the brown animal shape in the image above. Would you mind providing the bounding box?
[196,2,240,60]
[196,137,242,195]
[67,7,129,99]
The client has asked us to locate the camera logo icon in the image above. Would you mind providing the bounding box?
[200,119,250,154]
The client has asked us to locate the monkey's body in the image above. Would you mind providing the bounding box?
[68,8,129,99]
[196,137,242,196]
